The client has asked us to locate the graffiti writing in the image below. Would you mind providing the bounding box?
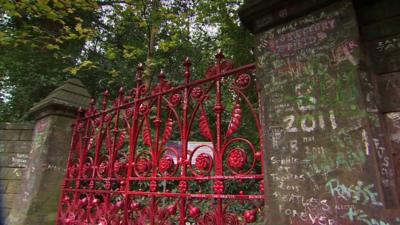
[326,179,382,206]
[344,208,390,225]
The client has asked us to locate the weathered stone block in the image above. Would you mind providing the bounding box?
[0,123,33,130]
[0,142,4,153]
[18,131,33,141]
[3,141,32,153]
[0,154,13,168]
[0,153,29,168]
[1,207,10,217]
[356,0,400,26]
[360,17,400,40]
[5,181,21,194]
[0,168,24,180]
[377,73,400,112]
[367,34,400,74]
[0,182,7,193]
[0,131,20,141]
[1,194,18,208]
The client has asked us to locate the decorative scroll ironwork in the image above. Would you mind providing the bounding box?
[56,51,264,225]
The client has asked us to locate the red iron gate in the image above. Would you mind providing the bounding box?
[57,51,264,225]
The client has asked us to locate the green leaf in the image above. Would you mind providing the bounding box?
[46,43,59,50]
[106,48,117,60]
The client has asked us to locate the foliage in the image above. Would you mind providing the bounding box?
[0,0,253,122]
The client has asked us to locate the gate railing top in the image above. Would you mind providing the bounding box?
[79,56,256,121]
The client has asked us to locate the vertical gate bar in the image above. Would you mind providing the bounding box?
[108,88,123,178]
[124,64,144,225]
[87,93,107,224]
[106,89,123,222]
[179,57,191,225]
[76,107,92,224]
[93,91,108,179]
[71,116,83,223]
[214,50,224,225]
[151,92,163,225]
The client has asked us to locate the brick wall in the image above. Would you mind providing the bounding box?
[0,123,34,220]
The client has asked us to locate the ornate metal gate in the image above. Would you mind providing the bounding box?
[57,51,264,225]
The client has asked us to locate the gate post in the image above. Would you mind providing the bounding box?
[240,0,400,224]
[7,79,90,225]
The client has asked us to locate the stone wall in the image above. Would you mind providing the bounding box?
[357,0,400,205]
[239,0,400,224]
[5,78,90,225]
[0,78,90,225]
[0,123,34,221]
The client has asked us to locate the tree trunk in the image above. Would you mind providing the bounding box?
[143,0,160,90]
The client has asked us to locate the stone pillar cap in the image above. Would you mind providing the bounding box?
[29,78,91,119]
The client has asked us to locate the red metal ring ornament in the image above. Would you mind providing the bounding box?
[223,137,257,175]
[188,144,214,176]
[158,146,179,176]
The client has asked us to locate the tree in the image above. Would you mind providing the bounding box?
[0,0,253,122]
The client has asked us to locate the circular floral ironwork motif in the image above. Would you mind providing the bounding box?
[159,156,174,173]
[82,162,92,178]
[68,164,78,178]
[113,160,122,174]
[234,73,251,89]
[169,93,181,106]
[94,118,102,127]
[98,161,108,175]
[191,87,203,99]
[227,148,247,170]
[224,213,239,225]
[243,209,257,223]
[139,104,149,115]
[135,158,150,174]
[195,153,211,171]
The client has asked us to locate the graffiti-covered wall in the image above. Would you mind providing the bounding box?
[0,123,34,221]
[240,0,400,224]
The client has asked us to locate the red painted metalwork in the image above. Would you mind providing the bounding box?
[56,51,264,225]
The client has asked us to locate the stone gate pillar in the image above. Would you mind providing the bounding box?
[7,79,90,225]
[239,0,400,224]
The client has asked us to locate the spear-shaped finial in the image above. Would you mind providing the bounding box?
[87,98,96,116]
[136,63,144,82]
[90,98,95,106]
[183,57,191,82]
[102,90,109,110]
[158,69,166,82]
[77,106,83,119]
[215,49,224,61]
[118,86,125,105]
[183,56,191,67]
[119,86,124,95]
